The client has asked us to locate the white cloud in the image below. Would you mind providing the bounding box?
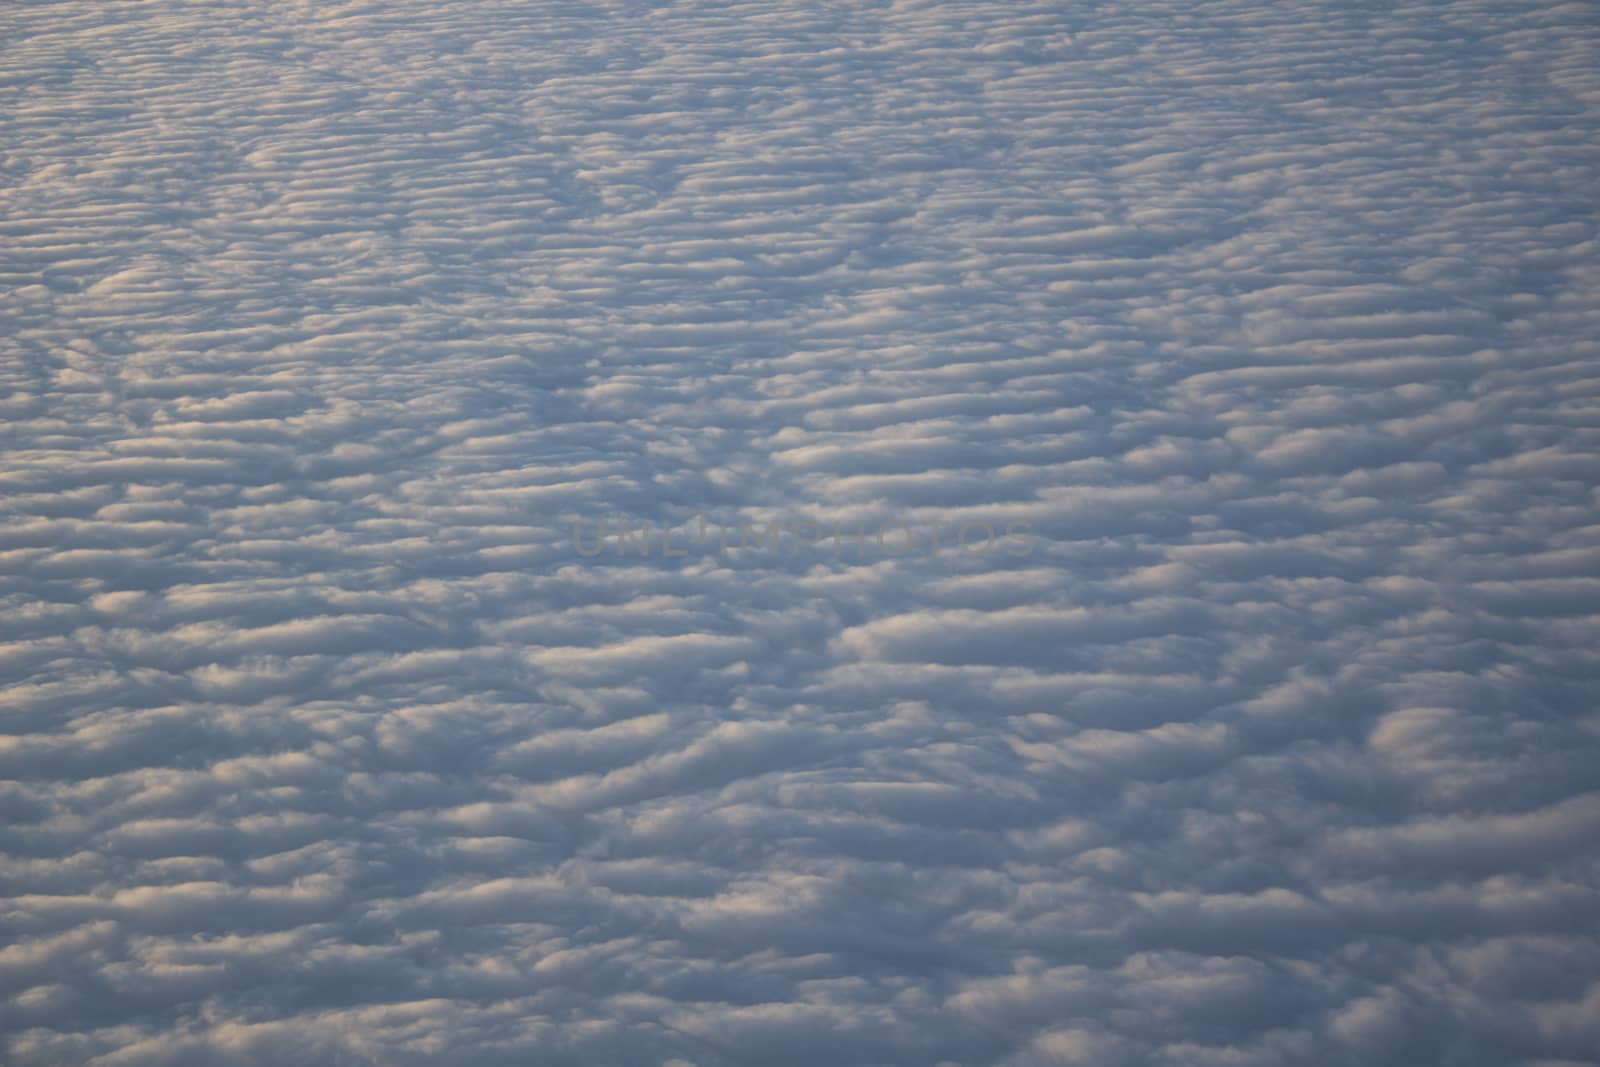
[3,0,1598,1063]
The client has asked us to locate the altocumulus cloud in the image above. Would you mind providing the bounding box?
[3,0,1599,1064]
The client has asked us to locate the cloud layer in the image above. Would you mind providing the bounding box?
[3,0,1599,1064]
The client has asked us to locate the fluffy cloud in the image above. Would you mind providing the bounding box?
[3,0,1598,1064]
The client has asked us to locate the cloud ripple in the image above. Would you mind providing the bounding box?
[3,0,1599,1064]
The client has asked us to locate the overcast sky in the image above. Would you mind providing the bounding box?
[3,1,1599,1064]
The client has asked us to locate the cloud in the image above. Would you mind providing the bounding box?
[3,0,1599,1064]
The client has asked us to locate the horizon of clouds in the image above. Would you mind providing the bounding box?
[3,0,1600,1064]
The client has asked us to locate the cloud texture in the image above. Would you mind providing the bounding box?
[3,0,1599,1063]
